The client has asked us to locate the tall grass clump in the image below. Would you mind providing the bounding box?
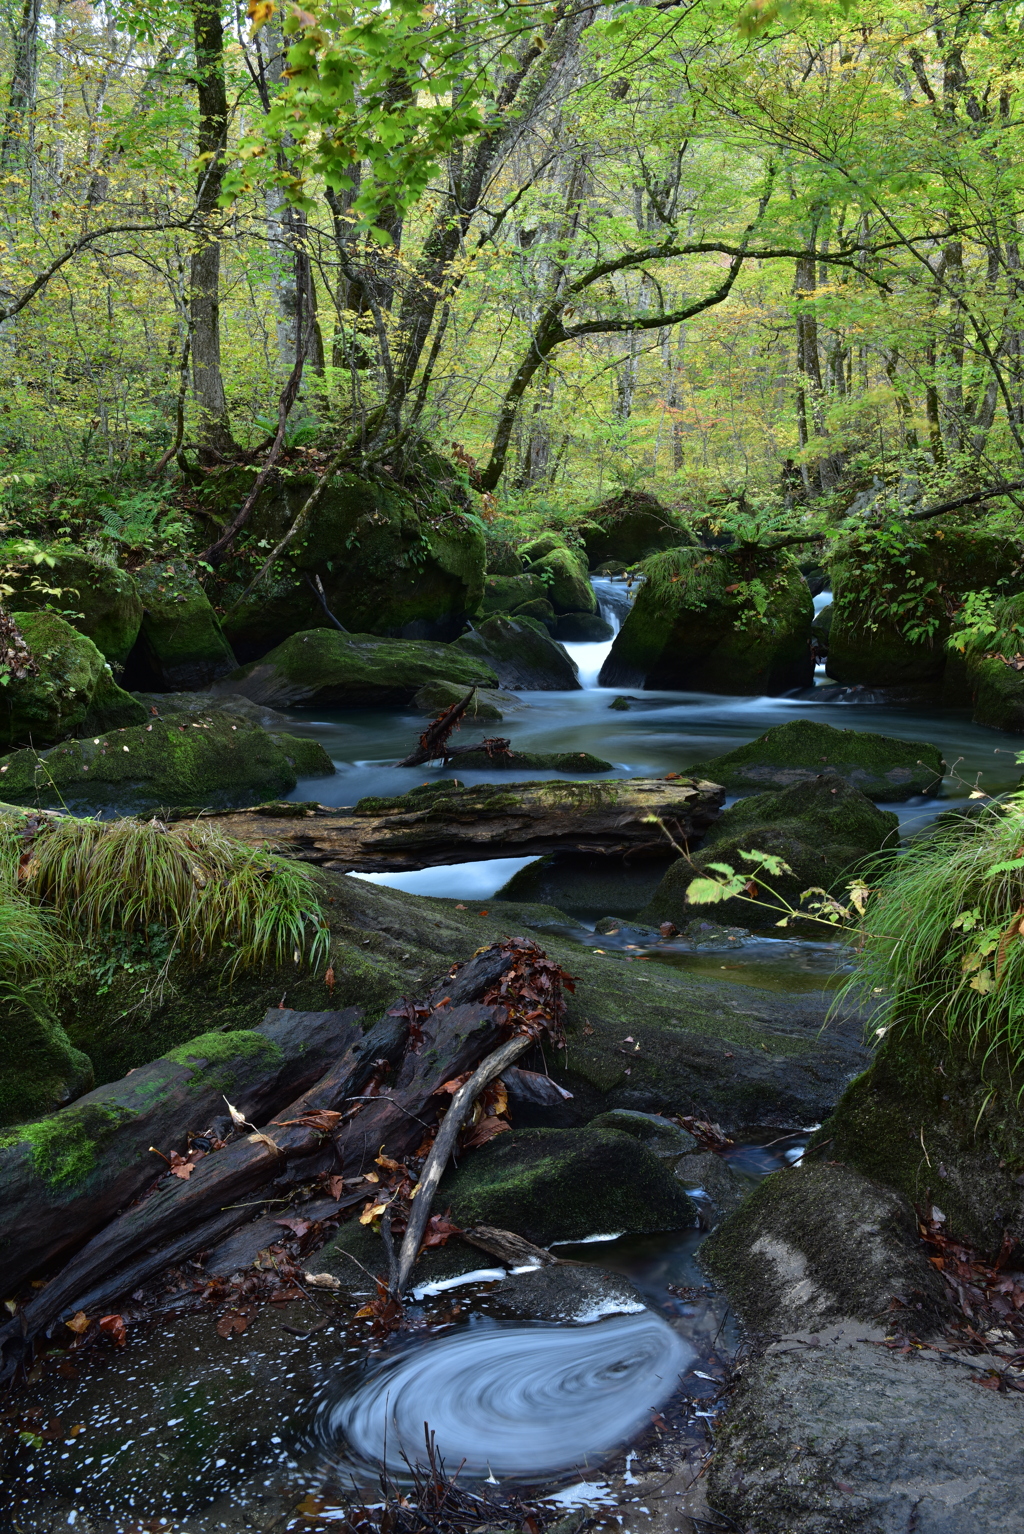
[0,813,330,980]
[840,795,1024,1076]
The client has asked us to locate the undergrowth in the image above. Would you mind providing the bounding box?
[0,814,330,986]
[838,794,1024,1075]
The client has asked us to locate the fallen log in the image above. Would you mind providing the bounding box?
[0,1006,364,1296]
[197,776,725,872]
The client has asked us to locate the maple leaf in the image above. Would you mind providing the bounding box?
[216,1310,251,1337]
[420,1210,462,1248]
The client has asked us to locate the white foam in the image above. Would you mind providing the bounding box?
[409,1268,505,1298]
[543,1482,618,1509]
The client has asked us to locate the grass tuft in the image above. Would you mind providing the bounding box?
[839,795,1024,1078]
[0,813,330,982]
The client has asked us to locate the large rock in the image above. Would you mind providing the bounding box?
[455,614,581,690]
[827,527,1024,689]
[640,775,899,928]
[437,1125,698,1245]
[599,546,813,693]
[223,629,496,707]
[964,594,1024,731]
[480,572,546,616]
[127,559,236,690]
[8,548,143,665]
[0,612,143,751]
[206,463,485,657]
[577,491,692,568]
[553,611,614,641]
[410,678,527,719]
[0,995,93,1129]
[528,545,596,614]
[0,712,333,811]
[683,719,945,802]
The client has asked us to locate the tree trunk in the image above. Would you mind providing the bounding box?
[1,0,41,175]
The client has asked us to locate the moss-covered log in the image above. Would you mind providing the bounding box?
[197,776,725,872]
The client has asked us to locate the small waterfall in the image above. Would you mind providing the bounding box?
[563,577,631,689]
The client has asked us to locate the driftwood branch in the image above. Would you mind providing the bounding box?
[398,686,479,767]
[395,1033,534,1295]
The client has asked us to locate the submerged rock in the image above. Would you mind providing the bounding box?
[0,712,333,812]
[683,718,945,802]
[224,629,497,707]
[8,548,143,665]
[455,614,581,690]
[599,546,813,694]
[496,849,673,919]
[127,559,236,690]
[675,1148,750,1216]
[486,1262,649,1322]
[641,775,899,928]
[0,612,142,751]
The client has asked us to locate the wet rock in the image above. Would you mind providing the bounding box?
[608,694,638,710]
[7,548,143,665]
[677,918,749,948]
[599,546,812,694]
[0,712,333,812]
[827,527,1023,690]
[674,1149,749,1216]
[553,612,614,642]
[487,1262,648,1322]
[640,775,899,928]
[527,546,596,615]
[455,614,581,690]
[683,718,945,802]
[410,679,527,719]
[496,850,672,918]
[126,559,236,690]
[708,1325,1024,1534]
[224,629,497,708]
[438,1126,698,1246]
[578,491,692,569]
[588,1109,700,1158]
[133,689,296,731]
[700,1161,949,1335]
[514,596,557,626]
[0,613,142,751]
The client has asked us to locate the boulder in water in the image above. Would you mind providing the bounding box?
[587,1108,699,1158]
[599,546,813,693]
[578,490,693,568]
[513,596,556,627]
[7,547,143,665]
[553,611,614,641]
[126,559,236,690]
[0,612,143,751]
[683,719,945,802]
[410,679,526,719]
[640,774,899,927]
[224,629,497,707]
[454,614,581,690]
[0,712,333,811]
[527,545,596,614]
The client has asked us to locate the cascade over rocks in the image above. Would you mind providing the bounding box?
[124,560,236,691]
[204,462,486,658]
[683,718,945,802]
[577,490,692,569]
[7,547,143,665]
[454,613,581,690]
[222,628,497,708]
[0,612,144,751]
[640,774,899,928]
[599,545,813,693]
[0,712,333,811]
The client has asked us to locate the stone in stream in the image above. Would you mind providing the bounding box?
[682,718,946,802]
[598,545,813,694]
[6,546,143,665]
[410,678,528,719]
[222,628,498,707]
[523,542,596,614]
[513,595,557,625]
[553,611,614,641]
[454,613,581,690]
[132,688,297,731]
[577,490,693,569]
[0,612,145,751]
[640,774,899,929]
[0,711,333,812]
[587,1108,700,1159]
[125,559,236,690]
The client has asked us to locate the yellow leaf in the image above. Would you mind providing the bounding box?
[359,1202,387,1225]
[65,1311,89,1334]
[969,968,995,994]
[247,0,276,34]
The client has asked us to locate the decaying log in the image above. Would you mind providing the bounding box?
[198,776,725,872]
[0,1006,364,1297]
[461,1226,559,1268]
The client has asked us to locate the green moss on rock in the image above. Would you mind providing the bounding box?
[0,997,94,1128]
[481,573,546,616]
[130,559,236,690]
[9,548,143,665]
[578,492,692,569]
[0,612,109,751]
[226,629,497,708]
[161,1030,283,1068]
[454,615,580,691]
[528,547,596,615]
[683,719,945,802]
[410,681,524,720]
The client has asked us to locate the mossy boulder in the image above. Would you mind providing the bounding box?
[127,559,236,690]
[481,573,546,617]
[0,612,141,751]
[225,629,497,708]
[7,548,143,665]
[0,998,94,1128]
[410,680,526,720]
[528,546,596,615]
[683,719,945,802]
[827,528,1024,689]
[964,595,1024,731]
[0,712,333,812]
[553,612,614,642]
[578,491,692,569]
[599,546,813,694]
[437,1125,697,1245]
[513,597,556,626]
[640,774,899,927]
[205,466,486,658]
[455,615,580,690]
[811,601,832,648]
